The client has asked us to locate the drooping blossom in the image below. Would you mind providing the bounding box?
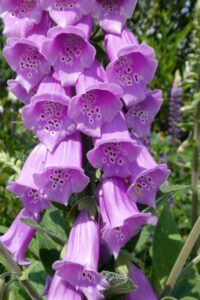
[126,89,163,137]
[48,273,83,300]
[4,38,50,92]
[127,147,170,208]
[22,75,75,152]
[41,0,94,28]
[91,0,138,34]
[8,144,51,213]
[97,178,156,258]
[87,112,142,178]
[126,264,158,300]
[34,133,89,204]
[42,20,96,86]
[54,211,109,300]
[7,79,39,104]
[0,209,39,265]
[69,60,122,137]
[0,0,42,38]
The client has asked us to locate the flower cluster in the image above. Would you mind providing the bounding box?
[1,1,170,299]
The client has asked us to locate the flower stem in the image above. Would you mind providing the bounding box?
[0,242,41,300]
[161,217,200,297]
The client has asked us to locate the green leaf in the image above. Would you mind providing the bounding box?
[102,271,136,299]
[26,261,48,295]
[78,197,97,219]
[115,251,132,277]
[160,184,190,194]
[161,297,177,300]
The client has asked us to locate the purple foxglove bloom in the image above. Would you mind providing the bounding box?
[7,79,39,104]
[126,264,158,300]
[127,147,170,208]
[34,133,89,204]
[41,0,94,28]
[54,211,109,300]
[0,0,42,38]
[0,209,39,265]
[48,273,83,300]
[106,44,158,107]
[22,75,75,152]
[97,178,156,258]
[8,144,51,213]
[91,0,137,34]
[87,112,142,178]
[104,27,139,61]
[4,38,50,93]
[126,89,163,137]
[42,24,96,86]
[69,60,122,137]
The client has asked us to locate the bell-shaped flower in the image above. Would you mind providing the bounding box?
[97,178,156,258]
[42,21,96,86]
[4,38,51,92]
[106,44,157,107]
[0,0,42,38]
[68,60,123,137]
[53,211,109,300]
[41,0,94,28]
[34,133,89,204]
[126,89,163,137]
[22,75,75,152]
[7,79,39,104]
[48,273,83,300]
[87,112,142,178]
[127,147,170,208]
[8,144,51,213]
[0,209,39,265]
[126,264,158,300]
[91,0,137,34]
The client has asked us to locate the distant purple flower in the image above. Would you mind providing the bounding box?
[69,60,122,137]
[126,89,163,137]
[91,0,137,34]
[97,178,156,258]
[106,44,157,107]
[22,75,75,152]
[126,264,158,300]
[8,144,51,213]
[7,79,39,104]
[4,38,50,92]
[0,209,39,265]
[87,112,142,178]
[54,211,109,300]
[48,273,83,300]
[42,24,96,86]
[0,0,42,38]
[34,133,89,204]
[127,147,170,208]
[41,0,94,27]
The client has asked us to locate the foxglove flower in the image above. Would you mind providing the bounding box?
[106,43,157,107]
[48,273,83,300]
[97,178,156,258]
[4,38,50,92]
[0,209,39,265]
[0,0,42,38]
[126,89,163,137]
[127,147,170,208]
[126,264,158,300]
[54,211,109,300]
[7,79,39,104]
[87,112,142,178]
[91,0,137,34]
[41,0,94,28]
[42,21,96,86]
[22,75,75,152]
[69,60,122,137]
[8,144,51,213]
[34,133,89,204]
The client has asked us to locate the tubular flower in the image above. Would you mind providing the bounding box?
[7,79,39,104]
[34,133,89,204]
[22,75,75,152]
[0,209,39,265]
[97,178,156,258]
[53,211,109,300]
